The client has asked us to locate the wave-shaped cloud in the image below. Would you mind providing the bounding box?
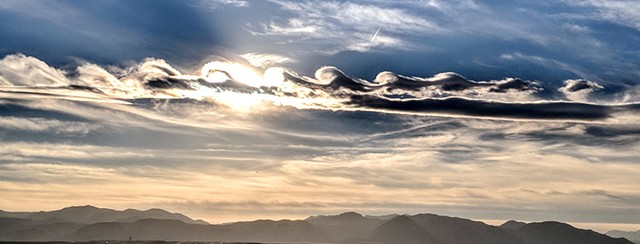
[1,53,639,122]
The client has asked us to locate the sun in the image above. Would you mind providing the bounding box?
[200,61,284,87]
[180,61,290,112]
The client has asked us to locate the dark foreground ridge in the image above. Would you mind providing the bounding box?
[0,206,634,244]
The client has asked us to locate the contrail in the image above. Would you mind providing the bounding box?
[370,26,382,43]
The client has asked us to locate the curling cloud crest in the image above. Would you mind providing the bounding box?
[1,53,639,122]
[559,79,604,102]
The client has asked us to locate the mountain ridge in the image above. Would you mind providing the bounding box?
[0,206,633,244]
[0,205,208,225]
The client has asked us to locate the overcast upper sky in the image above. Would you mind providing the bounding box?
[1,0,640,232]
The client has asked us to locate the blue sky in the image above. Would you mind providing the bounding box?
[1,0,640,232]
[2,0,640,84]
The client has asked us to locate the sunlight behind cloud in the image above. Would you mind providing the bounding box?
[201,61,284,87]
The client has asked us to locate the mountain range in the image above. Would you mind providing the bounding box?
[0,206,634,244]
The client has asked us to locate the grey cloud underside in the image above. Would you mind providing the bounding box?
[347,96,618,120]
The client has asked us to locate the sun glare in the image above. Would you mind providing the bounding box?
[200,61,284,87]
[186,61,292,112]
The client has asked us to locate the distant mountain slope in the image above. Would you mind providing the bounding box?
[372,215,443,244]
[71,218,326,242]
[0,209,31,219]
[69,219,213,241]
[0,217,83,241]
[607,230,640,243]
[0,205,207,225]
[409,214,525,244]
[305,212,382,242]
[214,219,326,243]
[0,207,634,244]
[513,221,633,244]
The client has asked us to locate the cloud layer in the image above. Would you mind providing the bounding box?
[1,53,640,229]
[2,53,637,122]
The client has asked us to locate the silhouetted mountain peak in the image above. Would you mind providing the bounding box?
[305,211,368,224]
[55,205,105,214]
[337,211,364,219]
[62,205,96,209]
[385,215,418,225]
[0,206,206,225]
[500,220,527,230]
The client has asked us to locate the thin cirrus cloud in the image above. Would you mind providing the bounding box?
[563,0,640,31]
[251,0,440,52]
[198,0,250,9]
[239,52,294,68]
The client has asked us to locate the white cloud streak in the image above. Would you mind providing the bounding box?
[0,117,101,134]
[564,0,640,31]
[200,0,249,9]
[253,0,440,53]
[239,52,293,68]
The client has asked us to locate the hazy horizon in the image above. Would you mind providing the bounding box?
[1,0,639,236]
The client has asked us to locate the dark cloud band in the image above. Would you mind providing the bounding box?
[347,95,621,120]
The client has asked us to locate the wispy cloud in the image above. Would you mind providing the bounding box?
[240,52,293,68]
[564,0,640,31]
[250,0,440,53]
[198,0,250,10]
[0,117,101,134]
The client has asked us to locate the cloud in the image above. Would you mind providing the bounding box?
[373,71,541,96]
[199,0,250,9]
[240,53,293,68]
[3,53,640,123]
[0,54,193,99]
[559,79,604,101]
[0,143,152,161]
[251,0,439,53]
[347,95,617,121]
[500,52,592,79]
[0,116,100,134]
[0,54,68,86]
[560,79,604,93]
[270,1,439,34]
[564,0,640,31]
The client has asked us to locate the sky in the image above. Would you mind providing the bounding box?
[1,0,640,232]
